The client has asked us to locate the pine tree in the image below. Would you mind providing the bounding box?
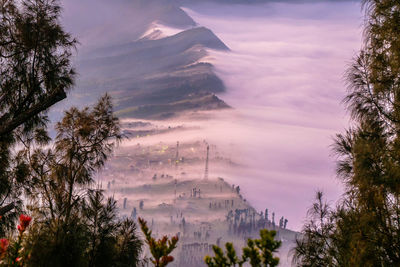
[0,0,76,234]
[20,96,142,266]
[0,1,145,265]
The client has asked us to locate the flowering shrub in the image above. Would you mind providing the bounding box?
[17,216,31,234]
[0,214,32,266]
[0,239,9,259]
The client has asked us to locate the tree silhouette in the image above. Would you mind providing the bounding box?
[0,0,76,229]
[19,96,142,266]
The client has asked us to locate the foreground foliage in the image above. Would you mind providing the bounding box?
[138,218,179,267]
[22,96,143,267]
[0,95,143,267]
[294,0,400,266]
[204,229,281,267]
[0,1,144,265]
[0,0,76,234]
[0,214,32,266]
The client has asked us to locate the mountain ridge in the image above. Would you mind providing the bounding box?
[62,0,232,120]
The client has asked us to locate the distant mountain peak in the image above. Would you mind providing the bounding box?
[164,26,230,51]
[139,21,186,41]
[63,0,231,121]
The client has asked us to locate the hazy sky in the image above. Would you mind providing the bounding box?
[182,1,363,230]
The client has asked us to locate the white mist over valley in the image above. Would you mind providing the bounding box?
[181,1,362,230]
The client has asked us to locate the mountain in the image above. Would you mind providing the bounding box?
[63,0,196,49]
[59,0,230,120]
[116,93,230,119]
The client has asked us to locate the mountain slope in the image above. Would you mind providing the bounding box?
[59,0,231,120]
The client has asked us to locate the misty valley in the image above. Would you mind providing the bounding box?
[101,119,297,266]
[3,0,396,266]
[58,0,361,265]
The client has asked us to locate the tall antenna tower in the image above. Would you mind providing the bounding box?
[175,141,179,168]
[204,145,209,180]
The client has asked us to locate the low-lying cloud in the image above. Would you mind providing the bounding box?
[60,0,363,231]
[181,1,362,230]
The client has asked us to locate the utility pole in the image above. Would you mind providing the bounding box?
[175,141,179,168]
[204,145,209,180]
[174,179,177,202]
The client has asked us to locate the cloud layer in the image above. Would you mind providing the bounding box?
[182,1,363,230]
[60,0,363,231]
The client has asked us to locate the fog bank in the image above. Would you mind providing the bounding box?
[183,1,362,230]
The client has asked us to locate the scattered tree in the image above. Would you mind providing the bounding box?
[235,186,240,194]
